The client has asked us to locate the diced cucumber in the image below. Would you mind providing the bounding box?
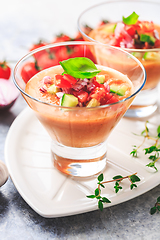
[101,23,116,34]
[131,52,143,59]
[117,85,128,96]
[86,98,100,107]
[110,84,127,96]
[61,94,78,107]
[110,84,119,94]
[47,84,60,94]
[143,52,160,61]
[96,74,105,84]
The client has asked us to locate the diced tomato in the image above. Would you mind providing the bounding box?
[90,87,106,100]
[100,92,113,105]
[142,21,154,33]
[55,75,72,88]
[90,85,119,105]
[92,78,101,87]
[125,26,136,37]
[135,21,154,34]
[107,95,119,104]
[113,35,123,47]
[63,74,77,84]
[76,91,88,103]
[154,39,160,48]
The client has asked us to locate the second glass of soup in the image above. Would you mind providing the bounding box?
[78,0,160,118]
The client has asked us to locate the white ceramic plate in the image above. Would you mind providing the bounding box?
[5,107,160,218]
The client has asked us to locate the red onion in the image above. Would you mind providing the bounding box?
[87,82,95,91]
[0,78,19,111]
[72,80,87,91]
[39,85,47,93]
[43,76,52,84]
[104,82,110,92]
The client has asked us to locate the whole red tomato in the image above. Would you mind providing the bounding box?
[0,61,11,80]
[29,40,47,60]
[21,62,40,83]
[36,51,59,70]
[52,33,71,44]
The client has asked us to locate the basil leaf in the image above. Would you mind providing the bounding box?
[59,57,100,79]
[123,12,139,25]
[140,34,156,46]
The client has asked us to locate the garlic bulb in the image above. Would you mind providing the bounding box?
[0,160,9,187]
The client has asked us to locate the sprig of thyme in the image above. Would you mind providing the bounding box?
[87,173,140,211]
[130,121,160,171]
[150,196,160,215]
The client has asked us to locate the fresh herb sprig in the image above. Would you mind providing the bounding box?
[150,196,160,215]
[87,172,140,211]
[130,121,160,171]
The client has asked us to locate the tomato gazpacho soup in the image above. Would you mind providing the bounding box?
[88,12,160,90]
[25,57,134,148]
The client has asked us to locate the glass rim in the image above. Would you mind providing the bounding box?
[77,0,160,52]
[13,41,146,110]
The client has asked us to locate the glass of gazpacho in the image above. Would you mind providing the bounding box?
[78,0,160,118]
[13,41,146,177]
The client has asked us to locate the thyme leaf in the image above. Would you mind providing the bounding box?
[87,173,140,210]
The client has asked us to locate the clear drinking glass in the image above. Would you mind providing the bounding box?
[78,0,160,118]
[13,41,146,177]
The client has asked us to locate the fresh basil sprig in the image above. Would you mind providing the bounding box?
[60,57,100,79]
[123,11,139,25]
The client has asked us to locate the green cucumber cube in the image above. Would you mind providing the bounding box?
[131,52,143,58]
[110,84,119,94]
[110,84,127,96]
[61,94,78,107]
[96,75,105,84]
[117,85,127,96]
[102,24,116,34]
[143,52,160,61]
[47,84,60,94]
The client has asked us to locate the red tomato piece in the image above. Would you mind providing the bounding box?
[125,26,136,37]
[55,75,72,88]
[90,87,106,100]
[21,62,39,84]
[98,92,114,105]
[63,74,77,84]
[92,79,101,88]
[107,95,119,104]
[0,61,11,80]
[154,39,160,48]
[77,91,88,103]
